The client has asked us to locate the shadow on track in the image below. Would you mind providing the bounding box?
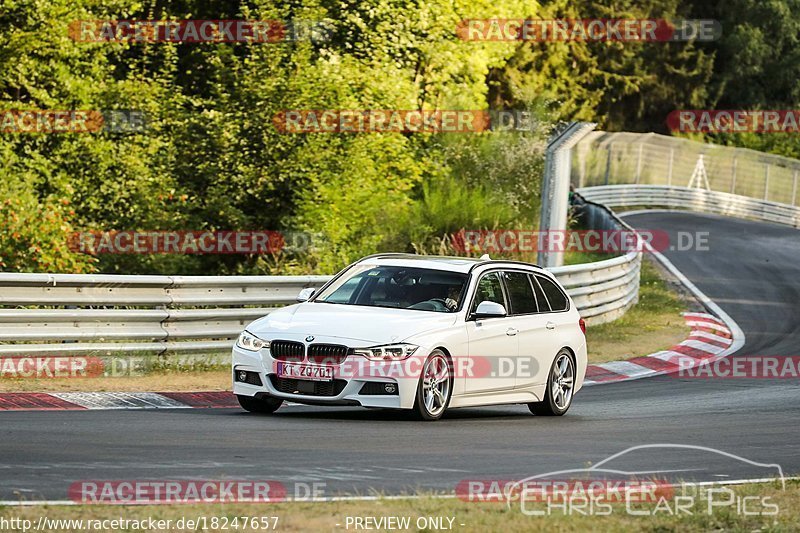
[225,405,543,422]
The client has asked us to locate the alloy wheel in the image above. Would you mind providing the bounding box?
[421,352,451,417]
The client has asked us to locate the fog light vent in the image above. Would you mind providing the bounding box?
[359,381,399,395]
[235,369,263,386]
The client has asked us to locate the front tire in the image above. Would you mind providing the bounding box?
[528,350,575,416]
[237,394,283,414]
[413,350,452,421]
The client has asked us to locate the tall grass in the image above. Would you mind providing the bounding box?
[402,118,550,259]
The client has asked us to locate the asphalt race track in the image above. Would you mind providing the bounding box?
[2,212,799,501]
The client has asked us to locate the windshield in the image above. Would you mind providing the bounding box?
[314,265,468,313]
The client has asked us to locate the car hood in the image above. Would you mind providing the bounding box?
[246,302,459,345]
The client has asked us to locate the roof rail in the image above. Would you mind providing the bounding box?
[356,252,416,262]
[468,259,543,273]
[354,253,542,271]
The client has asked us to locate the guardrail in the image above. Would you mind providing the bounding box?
[578,185,800,228]
[0,241,639,355]
[0,274,327,356]
[554,198,641,325]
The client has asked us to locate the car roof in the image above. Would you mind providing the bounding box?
[356,253,543,274]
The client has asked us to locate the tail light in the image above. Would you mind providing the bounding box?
[579,318,586,335]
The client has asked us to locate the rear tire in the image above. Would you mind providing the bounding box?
[237,394,283,414]
[528,350,575,416]
[413,350,453,421]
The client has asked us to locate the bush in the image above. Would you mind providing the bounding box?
[0,190,95,273]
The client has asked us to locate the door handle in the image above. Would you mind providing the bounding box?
[546,322,556,330]
[506,328,518,336]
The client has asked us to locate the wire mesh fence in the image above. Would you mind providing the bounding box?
[573,131,800,206]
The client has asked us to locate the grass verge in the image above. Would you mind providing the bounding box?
[0,480,795,532]
[0,369,231,393]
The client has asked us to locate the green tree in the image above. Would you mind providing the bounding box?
[491,0,714,132]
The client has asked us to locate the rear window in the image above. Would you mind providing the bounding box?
[536,275,569,312]
[503,271,537,315]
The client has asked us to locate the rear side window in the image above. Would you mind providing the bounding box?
[503,271,537,315]
[529,274,550,312]
[536,275,569,312]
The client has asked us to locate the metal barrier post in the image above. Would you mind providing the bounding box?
[538,122,597,268]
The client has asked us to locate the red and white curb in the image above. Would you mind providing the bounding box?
[586,210,747,386]
[0,391,237,411]
[584,312,733,385]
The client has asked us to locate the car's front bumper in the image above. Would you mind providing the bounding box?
[231,344,422,409]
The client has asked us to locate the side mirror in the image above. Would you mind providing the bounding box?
[296,287,316,303]
[473,301,507,319]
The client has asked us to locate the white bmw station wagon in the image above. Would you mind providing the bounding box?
[232,254,587,420]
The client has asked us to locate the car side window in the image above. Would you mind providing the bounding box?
[529,274,550,312]
[470,272,506,314]
[503,271,537,315]
[536,274,569,312]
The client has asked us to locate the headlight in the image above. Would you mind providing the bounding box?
[353,343,418,361]
[236,331,269,352]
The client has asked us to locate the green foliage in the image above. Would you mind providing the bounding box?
[691,0,800,109]
[1,0,541,275]
[685,1,800,158]
[2,0,799,274]
[403,175,518,253]
[492,0,715,132]
[0,176,95,273]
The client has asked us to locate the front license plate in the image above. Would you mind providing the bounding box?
[277,362,334,381]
